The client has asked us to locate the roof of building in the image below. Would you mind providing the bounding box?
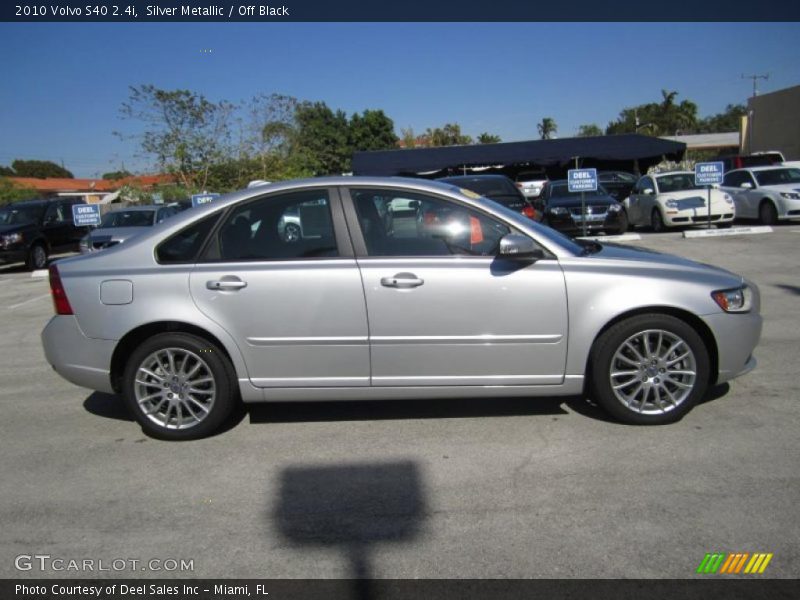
[5,174,176,193]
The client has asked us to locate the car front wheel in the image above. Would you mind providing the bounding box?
[651,208,666,233]
[590,314,710,424]
[759,201,778,225]
[26,243,47,271]
[122,333,238,440]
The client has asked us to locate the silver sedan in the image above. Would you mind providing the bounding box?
[41,177,762,440]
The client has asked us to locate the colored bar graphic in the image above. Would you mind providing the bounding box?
[698,552,773,575]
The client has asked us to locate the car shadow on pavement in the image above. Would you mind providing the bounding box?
[248,396,568,425]
[774,283,800,296]
[566,382,732,424]
[83,391,248,436]
[271,459,426,598]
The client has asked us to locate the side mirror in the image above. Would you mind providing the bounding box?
[498,234,545,260]
[643,188,654,195]
[740,182,753,189]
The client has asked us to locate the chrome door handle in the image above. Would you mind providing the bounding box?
[207,278,247,291]
[380,273,424,288]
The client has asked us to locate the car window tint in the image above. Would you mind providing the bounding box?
[213,190,338,262]
[351,189,510,257]
[156,213,220,264]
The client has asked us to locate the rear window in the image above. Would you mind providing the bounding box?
[156,213,220,264]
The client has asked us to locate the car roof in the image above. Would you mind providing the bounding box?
[737,165,797,172]
[106,205,162,212]
[438,174,511,181]
[8,198,56,206]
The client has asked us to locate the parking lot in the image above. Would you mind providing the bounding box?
[1,226,798,580]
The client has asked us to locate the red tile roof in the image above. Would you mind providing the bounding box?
[6,174,176,193]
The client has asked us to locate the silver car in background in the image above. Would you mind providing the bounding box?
[42,177,762,440]
[79,204,180,253]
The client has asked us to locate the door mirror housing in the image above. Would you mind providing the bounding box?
[498,234,545,260]
[642,188,655,195]
[740,182,753,189]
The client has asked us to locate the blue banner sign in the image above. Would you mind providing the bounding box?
[567,168,598,193]
[71,203,101,227]
[695,162,725,186]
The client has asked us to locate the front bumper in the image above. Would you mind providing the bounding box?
[701,310,763,385]
[0,248,28,264]
[41,315,117,394]
[547,210,626,235]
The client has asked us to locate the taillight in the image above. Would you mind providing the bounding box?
[49,264,73,315]
[522,205,537,220]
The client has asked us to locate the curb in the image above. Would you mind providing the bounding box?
[683,226,773,239]
[31,270,49,278]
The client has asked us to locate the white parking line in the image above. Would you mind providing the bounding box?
[683,226,773,238]
[9,293,51,310]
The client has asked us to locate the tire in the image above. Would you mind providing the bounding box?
[759,201,778,225]
[26,243,47,271]
[589,314,710,425]
[283,223,301,242]
[651,208,666,233]
[122,333,238,440]
[608,212,628,235]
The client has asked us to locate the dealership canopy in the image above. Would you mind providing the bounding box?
[352,134,687,177]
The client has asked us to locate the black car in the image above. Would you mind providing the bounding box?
[0,197,90,270]
[597,171,638,201]
[438,174,538,220]
[539,180,627,236]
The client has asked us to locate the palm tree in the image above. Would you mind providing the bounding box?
[537,117,557,140]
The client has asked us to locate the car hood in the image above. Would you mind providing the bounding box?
[549,196,616,208]
[88,226,150,241]
[589,242,741,280]
[0,222,37,235]
[758,183,800,194]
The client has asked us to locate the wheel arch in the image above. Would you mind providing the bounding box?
[583,306,719,393]
[110,321,237,394]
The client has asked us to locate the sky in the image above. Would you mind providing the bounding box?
[1,22,799,177]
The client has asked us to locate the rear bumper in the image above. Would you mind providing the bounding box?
[41,316,116,394]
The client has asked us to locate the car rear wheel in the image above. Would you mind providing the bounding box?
[609,212,628,235]
[26,243,47,271]
[651,208,665,233]
[759,201,778,225]
[122,333,238,440]
[590,314,709,425]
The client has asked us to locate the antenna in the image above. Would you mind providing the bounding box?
[741,73,769,98]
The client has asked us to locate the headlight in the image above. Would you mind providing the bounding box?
[664,199,678,208]
[711,286,752,313]
[1,232,23,245]
[723,194,734,204]
[780,192,800,200]
[607,203,622,212]
[549,206,568,215]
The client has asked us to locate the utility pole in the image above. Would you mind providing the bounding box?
[741,73,769,98]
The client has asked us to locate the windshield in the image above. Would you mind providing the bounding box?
[0,204,45,226]
[599,171,637,183]
[655,173,702,192]
[100,209,156,228]
[754,168,800,186]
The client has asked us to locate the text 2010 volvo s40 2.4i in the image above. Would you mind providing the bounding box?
[41,177,762,440]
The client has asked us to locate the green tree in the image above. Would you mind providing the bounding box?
[537,117,557,140]
[606,90,697,136]
[118,84,234,191]
[293,101,352,175]
[349,110,398,152]
[477,132,502,144]
[10,160,73,178]
[0,178,37,204]
[697,104,746,133]
[0,165,15,176]
[424,123,473,146]
[400,127,419,148]
[102,170,132,180]
[577,124,603,137]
